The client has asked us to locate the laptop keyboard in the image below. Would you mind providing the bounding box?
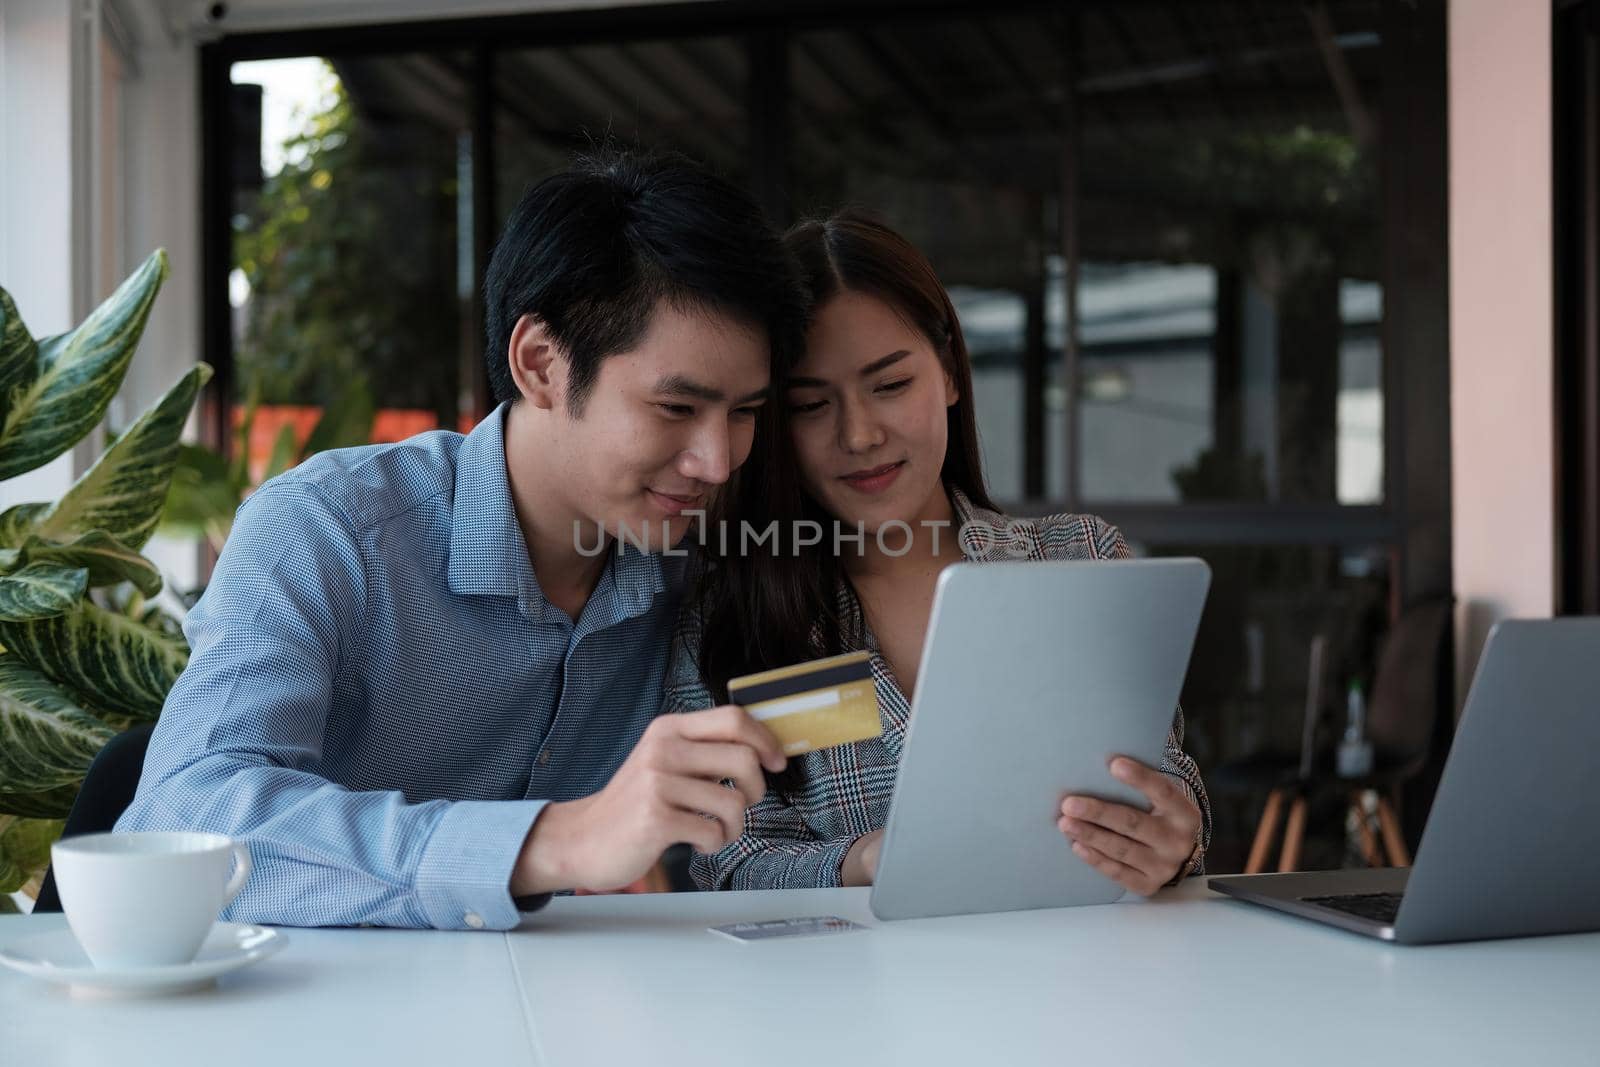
[1300,892,1404,924]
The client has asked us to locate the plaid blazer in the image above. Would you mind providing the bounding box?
[662,489,1212,891]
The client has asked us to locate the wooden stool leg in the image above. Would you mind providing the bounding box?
[1351,791,1382,866]
[1247,789,1286,874]
[1376,794,1411,867]
[1279,794,1308,872]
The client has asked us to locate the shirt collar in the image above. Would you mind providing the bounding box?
[606,541,673,621]
[448,403,533,601]
[951,486,1037,562]
[950,486,980,557]
[447,403,669,624]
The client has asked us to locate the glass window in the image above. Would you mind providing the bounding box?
[229,53,475,481]
[1079,262,1217,502]
[789,13,1069,503]
[1073,3,1384,505]
[1144,539,1392,870]
[494,38,750,232]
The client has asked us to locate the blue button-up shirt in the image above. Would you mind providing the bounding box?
[117,404,686,930]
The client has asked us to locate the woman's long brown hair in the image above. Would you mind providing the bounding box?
[694,210,997,706]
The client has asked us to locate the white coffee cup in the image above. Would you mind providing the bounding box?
[50,831,252,969]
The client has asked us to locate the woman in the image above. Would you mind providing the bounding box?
[664,211,1209,894]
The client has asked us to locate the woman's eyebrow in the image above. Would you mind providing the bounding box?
[860,349,911,376]
[786,349,912,389]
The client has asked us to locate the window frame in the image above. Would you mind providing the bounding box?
[197,0,1448,607]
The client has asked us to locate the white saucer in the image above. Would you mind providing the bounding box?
[0,922,288,997]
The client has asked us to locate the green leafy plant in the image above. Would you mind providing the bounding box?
[234,69,461,423]
[161,376,374,555]
[0,250,210,908]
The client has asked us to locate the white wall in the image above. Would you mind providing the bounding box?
[0,0,89,511]
[121,1,206,591]
[1448,0,1555,703]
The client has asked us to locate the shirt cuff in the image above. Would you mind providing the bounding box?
[806,839,855,889]
[784,838,857,889]
[1167,825,1207,886]
[414,799,547,930]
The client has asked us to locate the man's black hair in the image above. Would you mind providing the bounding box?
[483,149,806,412]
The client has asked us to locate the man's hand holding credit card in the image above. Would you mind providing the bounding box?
[514,653,878,897]
[728,651,884,756]
[511,704,787,896]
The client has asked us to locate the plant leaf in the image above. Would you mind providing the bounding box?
[0,563,88,622]
[174,440,234,488]
[0,852,17,895]
[0,287,41,426]
[0,784,80,820]
[0,653,114,797]
[0,601,187,720]
[13,532,162,596]
[230,381,261,488]
[0,502,49,550]
[263,422,299,482]
[0,250,168,481]
[34,362,213,550]
[2,817,64,872]
[299,378,374,459]
[90,583,183,640]
[0,816,65,893]
[158,442,242,540]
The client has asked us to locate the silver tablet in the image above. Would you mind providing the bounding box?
[870,558,1211,921]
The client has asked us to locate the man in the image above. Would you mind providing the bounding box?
[117,151,805,930]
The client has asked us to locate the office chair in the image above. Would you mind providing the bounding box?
[31,722,157,913]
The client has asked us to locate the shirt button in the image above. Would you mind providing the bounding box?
[537,750,550,766]
[464,912,485,929]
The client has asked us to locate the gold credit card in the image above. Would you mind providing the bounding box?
[728,651,883,756]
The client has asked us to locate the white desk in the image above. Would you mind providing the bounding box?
[510,882,1600,1067]
[0,914,533,1066]
[4,882,1597,1067]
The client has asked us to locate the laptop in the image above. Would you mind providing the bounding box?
[1209,618,1600,944]
[869,558,1211,921]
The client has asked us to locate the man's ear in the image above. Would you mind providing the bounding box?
[507,315,565,411]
